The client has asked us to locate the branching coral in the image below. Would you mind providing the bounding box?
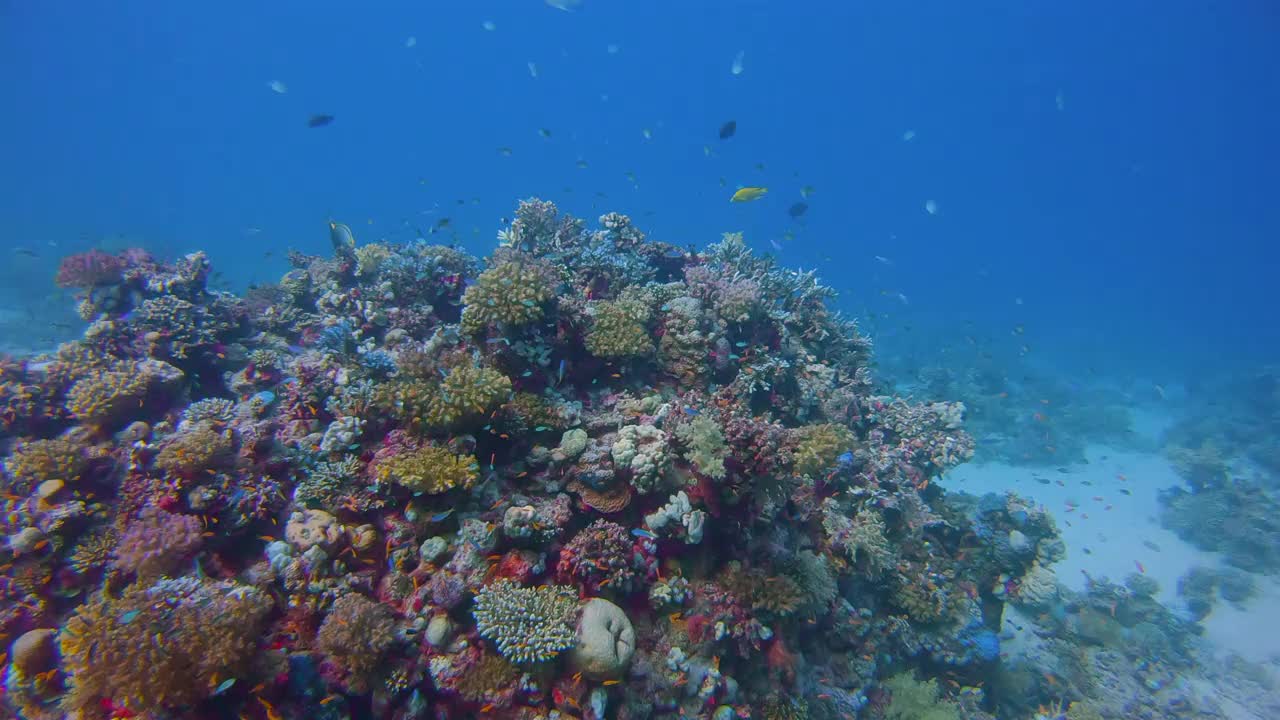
[792,423,855,477]
[374,443,479,495]
[316,593,398,693]
[585,300,653,359]
[64,365,151,425]
[460,254,556,333]
[556,519,655,595]
[58,577,272,712]
[4,437,87,491]
[822,499,893,576]
[376,364,511,431]
[473,580,580,663]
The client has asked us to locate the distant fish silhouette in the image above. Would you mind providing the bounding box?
[718,120,737,140]
[308,114,335,128]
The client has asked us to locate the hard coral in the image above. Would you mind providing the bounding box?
[55,249,125,289]
[4,437,87,492]
[112,506,203,579]
[316,593,398,693]
[460,253,557,334]
[792,423,855,477]
[585,300,653,359]
[375,443,479,495]
[557,519,654,595]
[473,579,580,664]
[58,577,272,713]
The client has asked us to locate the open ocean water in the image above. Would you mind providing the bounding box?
[1,3,1277,720]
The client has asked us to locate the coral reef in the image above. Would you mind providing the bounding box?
[0,198,1156,719]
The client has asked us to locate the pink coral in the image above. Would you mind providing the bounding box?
[556,519,656,595]
[54,249,126,289]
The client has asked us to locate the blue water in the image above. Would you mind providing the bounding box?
[2,1,1277,377]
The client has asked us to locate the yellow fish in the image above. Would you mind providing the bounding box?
[730,186,768,202]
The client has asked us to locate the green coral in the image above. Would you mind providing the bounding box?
[375,444,479,495]
[585,300,653,359]
[473,580,579,664]
[792,423,855,477]
[674,415,728,479]
[376,364,512,431]
[460,255,555,334]
[881,673,960,720]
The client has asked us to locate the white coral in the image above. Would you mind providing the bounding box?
[612,424,671,493]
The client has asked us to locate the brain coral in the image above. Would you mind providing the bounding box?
[473,579,580,664]
[375,444,479,495]
[460,254,556,334]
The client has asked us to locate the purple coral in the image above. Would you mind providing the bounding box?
[112,506,202,578]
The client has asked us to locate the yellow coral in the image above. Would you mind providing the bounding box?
[58,578,272,712]
[354,242,392,278]
[379,364,512,432]
[585,300,653,359]
[460,255,555,334]
[792,423,855,477]
[65,365,149,425]
[153,421,234,476]
[376,444,479,494]
[5,437,87,490]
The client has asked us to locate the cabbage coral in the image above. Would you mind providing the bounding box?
[460,255,556,334]
[375,444,479,494]
[58,577,272,713]
[473,580,579,663]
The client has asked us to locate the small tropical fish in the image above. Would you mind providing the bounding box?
[576,159,589,169]
[730,186,768,203]
[902,129,916,141]
[539,128,552,138]
[405,36,417,48]
[718,120,737,139]
[631,528,656,540]
[642,128,653,140]
[607,43,620,54]
[731,50,745,75]
[498,146,513,156]
[546,0,582,11]
[800,184,815,198]
[329,221,356,251]
[429,509,455,523]
[874,255,893,266]
[308,114,335,128]
[924,199,938,215]
[788,202,808,218]
[12,247,38,258]
[119,610,140,624]
[482,20,497,31]
[528,61,539,78]
[212,678,236,695]
[268,80,288,94]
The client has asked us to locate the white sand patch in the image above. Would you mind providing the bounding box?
[943,443,1280,669]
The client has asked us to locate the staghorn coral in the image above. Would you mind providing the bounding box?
[374,443,479,495]
[316,593,398,693]
[473,579,580,664]
[460,254,557,334]
[58,577,272,712]
[792,423,855,477]
[585,299,653,359]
